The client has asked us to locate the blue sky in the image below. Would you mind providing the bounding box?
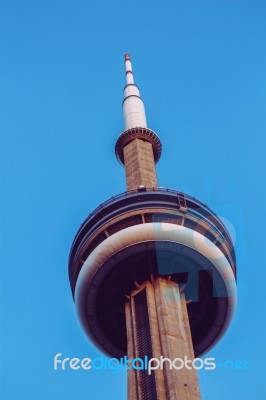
[1,1,266,399]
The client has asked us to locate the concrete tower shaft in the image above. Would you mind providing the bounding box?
[68,54,237,400]
[126,278,200,400]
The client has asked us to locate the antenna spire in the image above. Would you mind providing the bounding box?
[123,54,147,129]
[115,54,162,190]
[124,54,134,84]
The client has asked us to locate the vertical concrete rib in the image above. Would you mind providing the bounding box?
[154,278,201,400]
[126,278,201,400]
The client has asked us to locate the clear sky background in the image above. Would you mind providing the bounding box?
[1,1,266,399]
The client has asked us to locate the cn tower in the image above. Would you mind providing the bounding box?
[69,54,237,399]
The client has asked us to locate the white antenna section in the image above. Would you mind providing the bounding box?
[123,54,147,129]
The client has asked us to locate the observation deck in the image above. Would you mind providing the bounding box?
[69,187,237,358]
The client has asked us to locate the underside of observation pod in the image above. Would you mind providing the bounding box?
[69,188,237,358]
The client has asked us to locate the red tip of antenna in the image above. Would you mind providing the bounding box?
[125,54,131,60]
